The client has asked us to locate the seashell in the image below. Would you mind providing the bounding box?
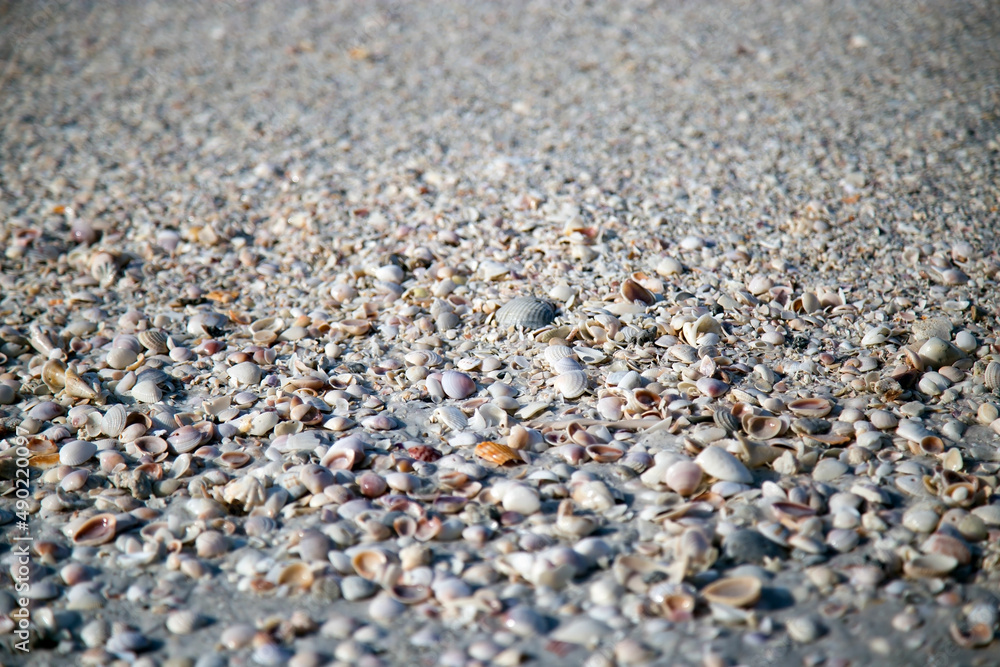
[554,371,589,399]
[42,359,67,389]
[218,451,250,468]
[352,549,390,581]
[337,319,371,336]
[358,472,388,497]
[985,361,1000,391]
[60,440,98,466]
[787,397,832,418]
[903,554,958,578]
[228,361,262,386]
[552,356,583,374]
[132,435,168,456]
[106,347,138,370]
[60,469,90,492]
[404,350,443,368]
[544,345,576,367]
[72,513,117,546]
[701,576,762,608]
[695,445,753,484]
[137,330,169,354]
[620,278,655,306]
[361,414,396,431]
[921,533,971,565]
[585,445,624,463]
[249,411,280,436]
[950,622,994,649]
[245,515,277,538]
[440,370,476,399]
[597,396,624,421]
[389,583,432,605]
[869,409,897,430]
[695,377,729,398]
[299,464,335,495]
[165,610,203,635]
[168,426,206,454]
[276,561,314,590]
[131,380,162,404]
[713,409,742,433]
[195,530,229,558]
[744,416,782,439]
[495,297,556,329]
[101,405,127,438]
[665,461,703,496]
[475,441,521,466]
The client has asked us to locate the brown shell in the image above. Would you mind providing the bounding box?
[407,445,441,462]
[72,513,118,546]
[474,441,520,465]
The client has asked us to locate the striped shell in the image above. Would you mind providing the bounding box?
[986,361,1000,391]
[495,297,556,329]
[228,362,262,386]
[101,404,127,437]
[131,380,162,404]
[713,409,742,433]
[168,426,206,454]
[404,350,443,367]
[554,371,588,399]
[544,345,576,367]
[137,329,169,354]
[475,441,520,465]
[60,440,98,466]
[552,357,583,374]
[433,406,468,432]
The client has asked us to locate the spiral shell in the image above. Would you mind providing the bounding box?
[495,297,556,329]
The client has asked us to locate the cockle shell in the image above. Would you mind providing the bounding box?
[101,405,127,438]
[131,380,162,404]
[433,405,468,432]
[475,441,520,465]
[744,416,783,440]
[985,361,1000,391]
[404,350,443,367]
[72,514,117,546]
[228,362,262,386]
[137,330,169,354]
[106,347,138,370]
[554,371,589,399]
[495,297,556,329]
[60,440,97,466]
[903,554,958,578]
[665,461,703,496]
[695,446,753,484]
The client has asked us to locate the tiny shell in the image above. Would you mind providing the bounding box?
[701,576,762,608]
[60,440,98,466]
[72,514,117,546]
[475,441,520,465]
[495,297,556,329]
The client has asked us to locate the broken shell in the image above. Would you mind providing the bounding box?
[701,576,762,608]
[950,622,995,649]
[72,514,117,546]
[787,397,832,418]
[495,297,556,329]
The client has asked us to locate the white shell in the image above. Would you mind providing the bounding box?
[250,411,281,436]
[106,347,138,370]
[552,357,583,374]
[137,329,169,354]
[60,440,98,466]
[544,345,576,367]
[165,609,203,635]
[60,469,90,491]
[434,406,468,432]
[404,350,443,367]
[195,531,229,558]
[441,371,476,399]
[694,445,753,484]
[985,361,1000,391]
[101,404,127,437]
[229,362,262,386]
[554,371,588,399]
[131,380,162,404]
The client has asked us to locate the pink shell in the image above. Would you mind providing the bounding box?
[441,371,476,399]
[665,461,703,496]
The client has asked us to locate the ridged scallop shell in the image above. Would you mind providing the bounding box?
[552,357,583,374]
[60,440,98,466]
[713,409,742,433]
[620,278,655,306]
[131,380,162,404]
[544,345,576,367]
[165,610,203,635]
[72,513,117,546]
[787,397,832,418]
[101,405,127,437]
[475,441,520,465]
[495,297,556,329]
[404,350,443,367]
[701,576,762,608]
[137,330,169,354]
[554,371,588,399]
[985,361,1000,391]
[228,361,262,386]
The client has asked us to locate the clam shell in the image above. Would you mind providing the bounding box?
[544,345,576,367]
[694,445,753,484]
[787,397,832,418]
[72,513,117,546]
[131,380,162,404]
[132,435,168,456]
[60,440,98,466]
[404,350,443,367]
[101,405,127,438]
[554,371,589,399]
[985,361,1000,391]
[106,347,138,370]
[218,451,250,468]
[168,426,206,454]
[494,297,556,329]
[433,405,468,431]
[195,530,229,558]
[250,411,280,436]
[665,461,703,496]
[352,549,390,581]
[869,409,898,430]
[228,361,262,386]
[440,370,476,399]
[276,561,314,590]
[137,329,169,354]
[165,610,203,635]
[701,576,761,608]
[903,554,958,578]
[713,409,742,433]
[744,416,783,440]
[620,278,655,306]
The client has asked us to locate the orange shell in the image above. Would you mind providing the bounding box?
[475,441,520,465]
